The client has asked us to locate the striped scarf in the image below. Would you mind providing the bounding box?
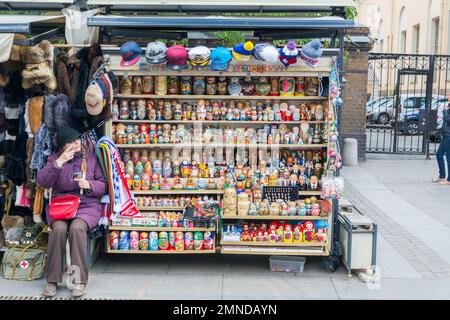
[96,136,140,218]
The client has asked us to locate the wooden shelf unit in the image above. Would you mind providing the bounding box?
[105,52,336,258]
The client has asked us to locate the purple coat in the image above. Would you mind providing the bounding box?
[37,149,107,230]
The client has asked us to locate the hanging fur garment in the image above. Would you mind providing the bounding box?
[24,96,44,137]
[56,50,79,106]
[32,186,44,224]
[69,44,104,132]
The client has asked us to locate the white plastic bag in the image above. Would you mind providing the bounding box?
[62,5,103,45]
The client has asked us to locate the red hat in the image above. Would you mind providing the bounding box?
[166,45,188,70]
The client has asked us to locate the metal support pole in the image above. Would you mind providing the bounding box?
[424,55,435,159]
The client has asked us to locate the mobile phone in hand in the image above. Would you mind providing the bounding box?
[73,172,83,180]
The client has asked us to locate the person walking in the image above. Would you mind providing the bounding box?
[37,126,106,298]
[434,94,450,185]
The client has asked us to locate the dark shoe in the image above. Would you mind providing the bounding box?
[72,283,87,298]
[43,282,57,297]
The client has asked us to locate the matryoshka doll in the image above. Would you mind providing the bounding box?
[268,222,278,242]
[217,76,228,95]
[158,231,169,250]
[269,77,279,96]
[109,231,119,250]
[203,231,214,250]
[206,76,217,95]
[193,76,206,95]
[302,220,315,242]
[276,223,284,242]
[130,231,139,250]
[137,99,147,120]
[141,173,151,190]
[148,232,158,251]
[311,202,321,216]
[175,232,184,251]
[279,77,295,96]
[155,75,167,95]
[119,99,130,120]
[151,173,160,190]
[119,231,130,250]
[168,76,179,95]
[193,232,204,250]
[168,232,176,250]
[256,77,271,96]
[112,99,119,121]
[283,224,293,243]
[180,76,192,95]
[184,232,194,250]
[242,76,256,96]
[142,75,154,94]
[293,224,303,243]
[133,174,142,190]
[139,232,149,250]
[295,76,306,96]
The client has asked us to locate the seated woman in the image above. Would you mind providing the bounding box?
[37,126,106,298]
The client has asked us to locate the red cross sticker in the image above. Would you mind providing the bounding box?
[20,260,29,269]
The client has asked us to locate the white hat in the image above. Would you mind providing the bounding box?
[254,43,280,64]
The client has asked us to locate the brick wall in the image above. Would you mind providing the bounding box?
[341,27,373,161]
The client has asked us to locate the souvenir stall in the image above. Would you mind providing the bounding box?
[87,13,349,260]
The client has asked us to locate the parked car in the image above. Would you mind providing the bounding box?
[366,96,394,124]
[397,97,447,137]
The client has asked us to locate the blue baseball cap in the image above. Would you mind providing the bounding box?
[120,41,142,67]
[210,47,232,71]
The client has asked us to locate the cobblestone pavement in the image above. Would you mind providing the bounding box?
[343,158,450,280]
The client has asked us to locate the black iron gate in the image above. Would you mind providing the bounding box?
[366,53,449,156]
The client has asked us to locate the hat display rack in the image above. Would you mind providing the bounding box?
[102,38,340,257]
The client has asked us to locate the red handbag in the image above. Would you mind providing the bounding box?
[49,195,80,220]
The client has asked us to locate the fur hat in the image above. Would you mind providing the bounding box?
[43,94,71,129]
[20,40,56,90]
[20,40,53,65]
[22,62,57,90]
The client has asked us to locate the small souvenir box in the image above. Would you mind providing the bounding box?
[111,216,133,227]
[132,217,158,227]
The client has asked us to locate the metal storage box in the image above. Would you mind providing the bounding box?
[270,256,306,273]
[338,213,377,274]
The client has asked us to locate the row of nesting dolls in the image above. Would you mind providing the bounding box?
[121,150,325,183]
[236,220,328,243]
[134,195,215,208]
[119,75,322,97]
[113,99,327,122]
[110,230,215,251]
[112,123,325,145]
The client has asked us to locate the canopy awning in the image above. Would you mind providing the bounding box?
[0,15,65,34]
[0,0,75,11]
[86,0,354,13]
[87,15,355,31]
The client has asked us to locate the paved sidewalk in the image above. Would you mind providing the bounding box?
[1,158,450,300]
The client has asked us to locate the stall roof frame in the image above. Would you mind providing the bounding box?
[87,15,355,31]
[86,0,355,13]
